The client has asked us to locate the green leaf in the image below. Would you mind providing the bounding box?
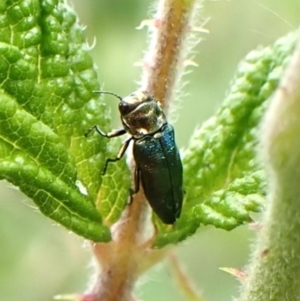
[0,0,130,241]
[153,32,298,247]
[0,89,109,241]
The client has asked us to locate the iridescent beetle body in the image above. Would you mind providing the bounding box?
[85,91,183,224]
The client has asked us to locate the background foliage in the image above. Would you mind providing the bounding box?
[0,1,299,301]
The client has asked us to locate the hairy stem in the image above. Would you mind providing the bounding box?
[88,191,150,301]
[237,33,300,301]
[140,0,199,113]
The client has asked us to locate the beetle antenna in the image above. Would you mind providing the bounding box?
[93,91,123,101]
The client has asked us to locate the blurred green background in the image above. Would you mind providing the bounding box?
[0,1,298,300]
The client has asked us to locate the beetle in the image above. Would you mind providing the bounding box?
[85,90,183,224]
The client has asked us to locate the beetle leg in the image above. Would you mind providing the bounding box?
[134,167,140,194]
[128,167,140,204]
[102,137,132,175]
[85,125,126,138]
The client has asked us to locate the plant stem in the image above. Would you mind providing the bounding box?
[237,33,300,301]
[89,191,150,301]
[140,0,199,113]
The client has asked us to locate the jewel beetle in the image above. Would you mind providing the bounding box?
[85,90,183,224]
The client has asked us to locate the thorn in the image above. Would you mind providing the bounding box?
[54,294,94,301]
[189,17,211,33]
[183,59,198,67]
[249,221,262,231]
[83,37,97,51]
[136,19,162,30]
[136,19,154,30]
[219,267,247,282]
[87,36,97,50]
[133,60,144,67]
[134,60,153,72]
[189,26,209,34]
[54,294,81,301]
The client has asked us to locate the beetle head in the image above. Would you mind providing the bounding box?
[120,91,167,137]
[94,90,167,137]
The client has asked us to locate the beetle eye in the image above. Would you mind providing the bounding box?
[119,101,133,115]
[145,95,153,102]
